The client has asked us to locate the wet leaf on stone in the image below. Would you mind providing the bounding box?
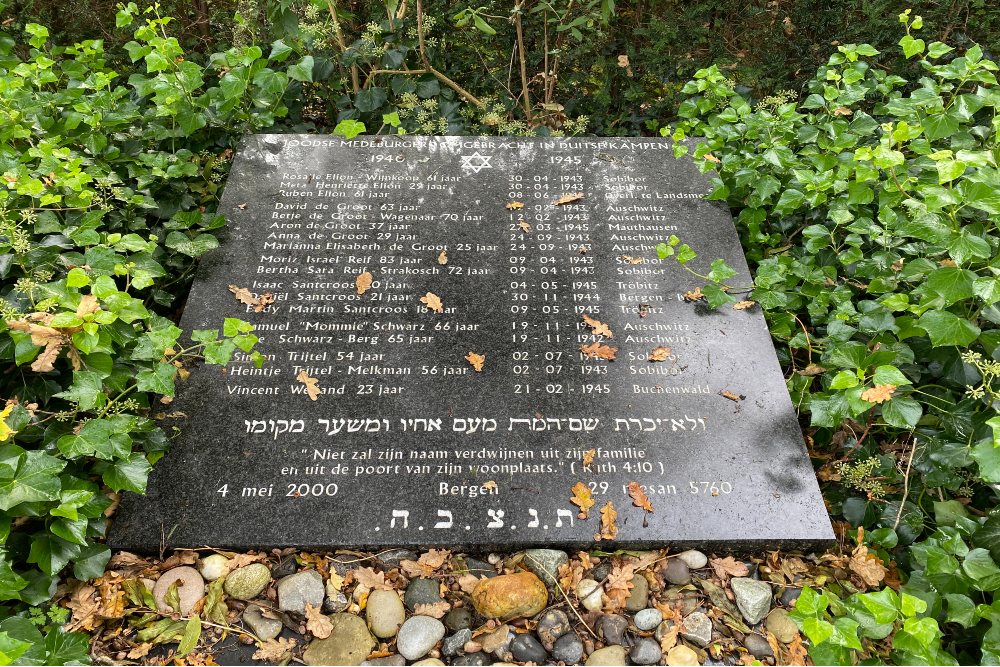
[580,342,618,361]
[252,637,297,662]
[719,389,744,402]
[649,346,671,362]
[465,352,485,372]
[628,481,654,512]
[595,501,619,541]
[228,285,274,313]
[355,271,373,295]
[582,449,596,467]
[732,300,756,310]
[304,603,333,639]
[570,481,595,519]
[437,250,448,265]
[296,370,321,401]
[621,255,643,265]
[518,220,532,233]
[553,192,584,205]
[505,201,524,210]
[582,314,613,338]
[420,292,444,313]
[683,287,704,302]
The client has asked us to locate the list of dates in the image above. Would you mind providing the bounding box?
[113,135,833,549]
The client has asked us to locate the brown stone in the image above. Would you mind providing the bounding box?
[471,572,548,619]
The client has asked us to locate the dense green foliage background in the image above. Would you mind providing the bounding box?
[0,0,998,664]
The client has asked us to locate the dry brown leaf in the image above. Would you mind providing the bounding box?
[228,285,274,312]
[711,556,749,582]
[304,603,333,639]
[65,584,102,632]
[732,300,756,310]
[437,250,448,265]
[648,346,671,362]
[580,342,618,361]
[683,287,704,302]
[221,553,267,574]
[457,574,483,594]
[627,481,653,512]
[252,638,297,662]
[570,481,595,519]
[414,601,451,618]
[420,292,444,314]
[833,106,853,116]
[787,635,808,666]
[621,255,644,265]
[849,544,887,588]
[554,192,584,206]
[76,295,99,318]
[638,303,650,318]
[356,271,373,296]
[659,623,679,652]
[594,501,618,542]
[582,448,596,467]
[798,364,827,376]
[505,201,524,210]
[419,549,451,571]
[703,153,721,164]
[353,567,392,591]
[861,384,896,404]
[604,561,635,610]
[31,341,62,373]
[296,370,321,401]
[582,314,613,338]
[127,643,153,660]
[617,54,630,68]
[558,560,584,592]
[483,480,497,491]
[719,389,744,402]
[465,352,485,372]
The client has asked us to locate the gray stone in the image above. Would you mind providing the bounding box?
[324,589,349,614]
[680,611,713,647]
[444,606,475,631]
[745,633,774,659]
[731,578,773,625]
[630,638,663,666]
[552,632,584,664]
[223,563,270,601]
[461,557,496,578]
[366,589,406,638]
[634,608,663,631]
[586,645,627,666]
[625,575,649,612]
[361,656,406,667]
[780,587,802,607]
[277,570,324,614]
[598,614,629,646]
[577,579,603,612]
[522,549,568,588]
[197,554,229,581]
[242,603,282,641]
[655,619,675,641]
[590,561,613,583]
[379,549,418,565]
[154,567,205,615]
[442,628,473,656]
[480,624,512,656]
[271,557,297,579]
[765,608,799,643]
[109,136,834,556]
[396,616,446,661]
[405,577,442,611]
[303,613,375,666]
[452,653,490,666]
[676,550,708,570]
[664,558,692,585]
[509,633,547,664]
[536,608,571,650]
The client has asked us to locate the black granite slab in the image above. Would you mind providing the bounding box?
[109,135,834,551]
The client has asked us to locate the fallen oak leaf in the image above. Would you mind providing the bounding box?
[518,220,532,233]
[252,638,297,662]
[420,292,444,314]
[711,556,749,582]
[355,271,373,295]
[582,314,613,338]
[797,363,826,376]
[505,201,524,210]
[553,192,584,206]
[861,384,896,404]
[414,601,451,618]
[732,300,756,310]
[594,501,618,541]
[296,370,321,401]
[570,481,595,519]
[683,287,704,302]
[228,285,274,313]
[465,352,485,372]
[849,543,887,588]
[648,346,671,362]
[582,448,596,467]
[621,255,644,265]
[437,250,448,265]
[627,481,653,512]
[304,603,333,639]
[719,389,744,402]
[580,341,618,361]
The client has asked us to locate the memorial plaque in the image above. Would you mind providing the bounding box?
[110,135,834,551]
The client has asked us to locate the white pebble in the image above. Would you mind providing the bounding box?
[576,578,604,612]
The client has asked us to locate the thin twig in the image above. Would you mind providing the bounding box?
[327,0,360,94]
[414,0,485,108]
[523,553,597,639]
[514,0,533,122]
[893,438,918,530]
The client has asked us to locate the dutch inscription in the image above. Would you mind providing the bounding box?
[110,136,833,551]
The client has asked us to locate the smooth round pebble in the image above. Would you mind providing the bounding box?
[366,589,406,638]
[630,638,663,665]
[242,603,282,641]
[599,614,629,646]
[666,644,701,667]
[664,558,691,585]
[154,566,205,615]
[197,554,229,581]
[576,578,604,612]
[625,574,649,611]
[634,608,663,631]
[412,660,445,666]
[405,577,442,611]
[277,570,325,614]
[676,550,708,570]
[765,607,799,643]
[522,549,568,588]
[745,633,774,659]
[303,613,375,666]
[471,573,547,619]
[780,587,802,607]
[396,616,446,661]
[444,606,474,631]
[510,633,548,664]
[362,656,406,667]
[536,608,571,650]
[324,590,349,614]
[452,653,490,666]
[224,563,271,601]
[586,645,627,666]
[552,632,584,664]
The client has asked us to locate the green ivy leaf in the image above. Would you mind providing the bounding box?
[0,447,65,511]
[73,544,111,582]
[287,55,314,82]
[136,362,178,396]
[917,310,980,347]
[103,452,151,493]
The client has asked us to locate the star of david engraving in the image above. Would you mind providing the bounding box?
[460,152,493,173]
